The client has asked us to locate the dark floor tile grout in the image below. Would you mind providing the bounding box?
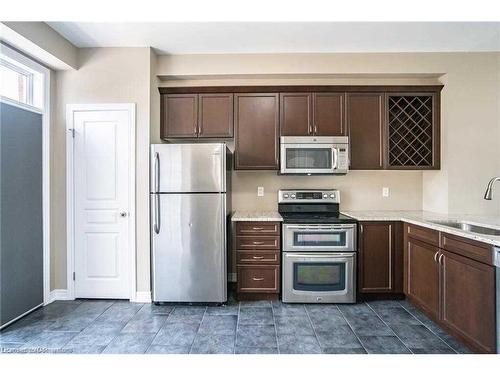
[143,304,175,354]
[188,306,207,354]
[304,304,326,353]
[336,304,368,354]
[270,301,280,354]
[395,300,458,354]
[364,302,415,354]
[233,302,241,354]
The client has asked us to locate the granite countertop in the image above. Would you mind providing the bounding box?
[231,211,283,222]
[343,210,500,247]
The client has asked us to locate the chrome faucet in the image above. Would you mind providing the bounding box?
[484,177,500,200]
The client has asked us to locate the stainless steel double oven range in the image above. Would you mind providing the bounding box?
[279,189,357,304]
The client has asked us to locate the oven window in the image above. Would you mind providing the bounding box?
[293,232,346,247]
[286,148,332,169]
[293,262,346,291]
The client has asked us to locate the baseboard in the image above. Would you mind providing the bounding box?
[48,289,72,303]
[132,291,152,303]
[228,273,237,282]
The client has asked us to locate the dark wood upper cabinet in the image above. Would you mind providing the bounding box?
[358,221,403,294]
[234,93,279,170]
[161,94,198,138]
[280,92,345,136]
[280,93,312,136]
[159,86,442,171]
[198,93,233,138]
[313,93,345,136]
[405,237,440,320]
[161,93,233,139]
[440,249,496,353]
[347,93,385,169]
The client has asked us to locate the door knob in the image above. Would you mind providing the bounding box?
[120,212,127,217]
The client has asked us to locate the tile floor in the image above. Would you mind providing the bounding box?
[0,297,470,354]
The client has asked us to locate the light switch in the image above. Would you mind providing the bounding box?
[382,187,390,198]
[257,186,264,197]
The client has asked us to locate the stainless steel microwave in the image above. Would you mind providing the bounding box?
[280,136,349,175]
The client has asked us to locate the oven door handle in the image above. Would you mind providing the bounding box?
[285,225,354,230]
[284,253,355,258]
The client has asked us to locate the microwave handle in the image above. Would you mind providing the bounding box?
[332,147,338,170]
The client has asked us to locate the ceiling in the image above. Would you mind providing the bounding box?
[47,22,500,54]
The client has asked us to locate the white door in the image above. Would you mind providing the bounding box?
[71,106,133,299]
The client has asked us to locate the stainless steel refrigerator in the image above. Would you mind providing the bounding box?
[150,143,230,303]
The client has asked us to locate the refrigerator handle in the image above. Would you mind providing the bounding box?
[154,152,160,193]
[154,194,161,234]
[153,152,160,234]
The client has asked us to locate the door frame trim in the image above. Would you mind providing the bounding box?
[66,103,136,300]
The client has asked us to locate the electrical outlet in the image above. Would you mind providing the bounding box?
[257,186,264,197]
[382,187,390,198]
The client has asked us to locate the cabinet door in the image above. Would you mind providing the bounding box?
[234,93,279,170]
[358,222,394,293]
[440,250,496,353]
[279,93,312,136]
[198,93,233,138]
[161,94,198,138]
[313,93,345,136]
[347,93,385,169]
[405,237,440,320]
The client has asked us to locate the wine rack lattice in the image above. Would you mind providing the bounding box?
[388,95,434,167]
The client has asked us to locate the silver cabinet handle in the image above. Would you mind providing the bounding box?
[314,123,318,134]
[252,241,265,245]
[252,277,264,281]
[252,256,264,260]
[434,251,439,263]
[438,253,444,265]
[252,227,264,230]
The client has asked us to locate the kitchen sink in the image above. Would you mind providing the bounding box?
[428,220,500,236]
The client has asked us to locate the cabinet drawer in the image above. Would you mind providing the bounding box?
[406,223,439,246]
[440,232,493,265]
[236,222,281,236]
[236,236,280,250]
[237,250,279,265]
[237,265,279,293]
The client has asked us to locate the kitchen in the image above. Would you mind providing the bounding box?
[0,12,500,372]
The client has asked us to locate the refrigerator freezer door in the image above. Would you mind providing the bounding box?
[151,193,227,302]
[151,143,225,193]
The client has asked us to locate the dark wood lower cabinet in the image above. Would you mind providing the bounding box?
[405,237,440,321]
[235,221,281,300]
[440,249,496,353]
[358,221,403,298]
[404,223,497,353]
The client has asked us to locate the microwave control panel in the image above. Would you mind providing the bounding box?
[335,145,349,171]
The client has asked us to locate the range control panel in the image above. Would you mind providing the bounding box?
[278,189,340,203]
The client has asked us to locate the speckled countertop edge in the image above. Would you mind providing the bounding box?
[231,211,283,222]
[342,210,500,247]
